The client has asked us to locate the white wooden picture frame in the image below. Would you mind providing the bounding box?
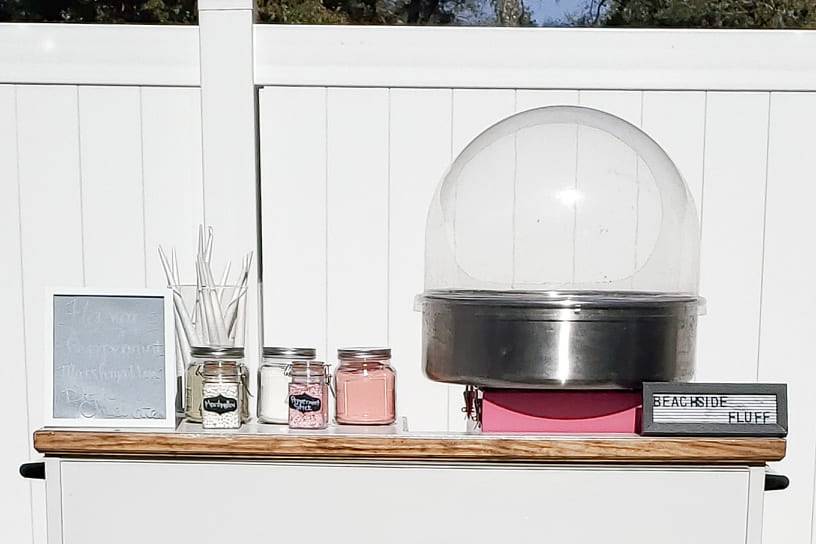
[44,287,177,428]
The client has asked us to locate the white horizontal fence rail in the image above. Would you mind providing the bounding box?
[253,25,816,91]
[0,23,200,85]
[255,26,816,544]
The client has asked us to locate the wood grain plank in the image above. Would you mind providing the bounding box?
[0,84,34,544]
[758,92,816,544]
[78,86,146,287]
[259,86,327,353]
[389,88,451,431]
[33,429,785,464]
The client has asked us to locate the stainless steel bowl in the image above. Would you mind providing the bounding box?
[421,290,701,390]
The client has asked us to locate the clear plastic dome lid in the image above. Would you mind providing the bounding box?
[423,105,701,299]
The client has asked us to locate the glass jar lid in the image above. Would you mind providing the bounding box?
[191,346,245,359]
[337,347,391,361]
[201,361,242,381]
[263,346,316,359]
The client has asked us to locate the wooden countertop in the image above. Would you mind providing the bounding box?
[34,421,786,464]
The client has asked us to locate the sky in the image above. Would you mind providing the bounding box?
[528,0,586,25]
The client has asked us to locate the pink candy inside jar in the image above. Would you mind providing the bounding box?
[288,362,329,429]
[335,348,396,425]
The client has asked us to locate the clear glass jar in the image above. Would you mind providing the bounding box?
[258,347,316,424]
[288,361,329,430]
[201,361,243,429]
[187,346,247,423]
[334,348,396,425]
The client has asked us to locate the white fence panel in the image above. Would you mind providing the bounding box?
[15,84,85,544]
[141,87,205,288]
[3,81,206,544]
[79,86,146,286]
[759,92,816,543]
[388,88,452,431]
[697,92,770,383]
[4,19,816,544]
[0,84,35,544]
[325,88,390,357]
[258,84,816,544]
[259,86,328,353]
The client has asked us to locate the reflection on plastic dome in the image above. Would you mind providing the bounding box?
[424,105,700,295]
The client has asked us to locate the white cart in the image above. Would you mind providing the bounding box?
[28,424,787,544]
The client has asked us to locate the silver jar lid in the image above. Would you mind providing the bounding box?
[190,346,245,359]
[337,347,391,360]
[263,346,316,359]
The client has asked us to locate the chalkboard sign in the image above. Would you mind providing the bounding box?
[641,382,787,437]
[45,288,176,428]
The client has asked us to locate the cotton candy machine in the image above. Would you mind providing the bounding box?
[417,106,704,390]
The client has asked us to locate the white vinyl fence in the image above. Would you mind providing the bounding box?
[2,4,816,544]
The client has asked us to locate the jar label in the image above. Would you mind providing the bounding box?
[203,394,238,414]
[289,393,321,413]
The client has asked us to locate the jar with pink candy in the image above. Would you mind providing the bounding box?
[288,361,329,429]
[334,348,396,425]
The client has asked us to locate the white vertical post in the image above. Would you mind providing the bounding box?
[45,459,62,544]
[197,0,262,397]
[746,466,766,544]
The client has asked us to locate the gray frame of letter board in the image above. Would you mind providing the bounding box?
[641,382,788,437]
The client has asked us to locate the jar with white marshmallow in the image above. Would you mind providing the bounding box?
[201,361,243,429]
[258,347,316,424]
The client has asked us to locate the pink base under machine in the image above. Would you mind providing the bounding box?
[477,389,642,434]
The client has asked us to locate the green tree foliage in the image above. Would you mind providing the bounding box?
[0,1,197,22]
[576,0,816,28]
[0,0,508,24]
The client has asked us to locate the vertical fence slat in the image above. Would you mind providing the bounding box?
[512,90,580,285]
[16,84,85,544]
[389,88,451,431]
[447,88,515,430]
[641,92,707,299]
[0,84,34,544]
[260,86,327,353]
[326,87,390,361]
[516,89,579,111]
[141,87,205,288]
[579,90,642,125]
[17,84,85,438]
[574,91,643,286]
[78,86,145,287]
[642,91,706,215]
[697,92,769,382]
[758,92,816,544]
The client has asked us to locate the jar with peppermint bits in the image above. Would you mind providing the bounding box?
[201,361,243,429]
[288,361,329,429]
